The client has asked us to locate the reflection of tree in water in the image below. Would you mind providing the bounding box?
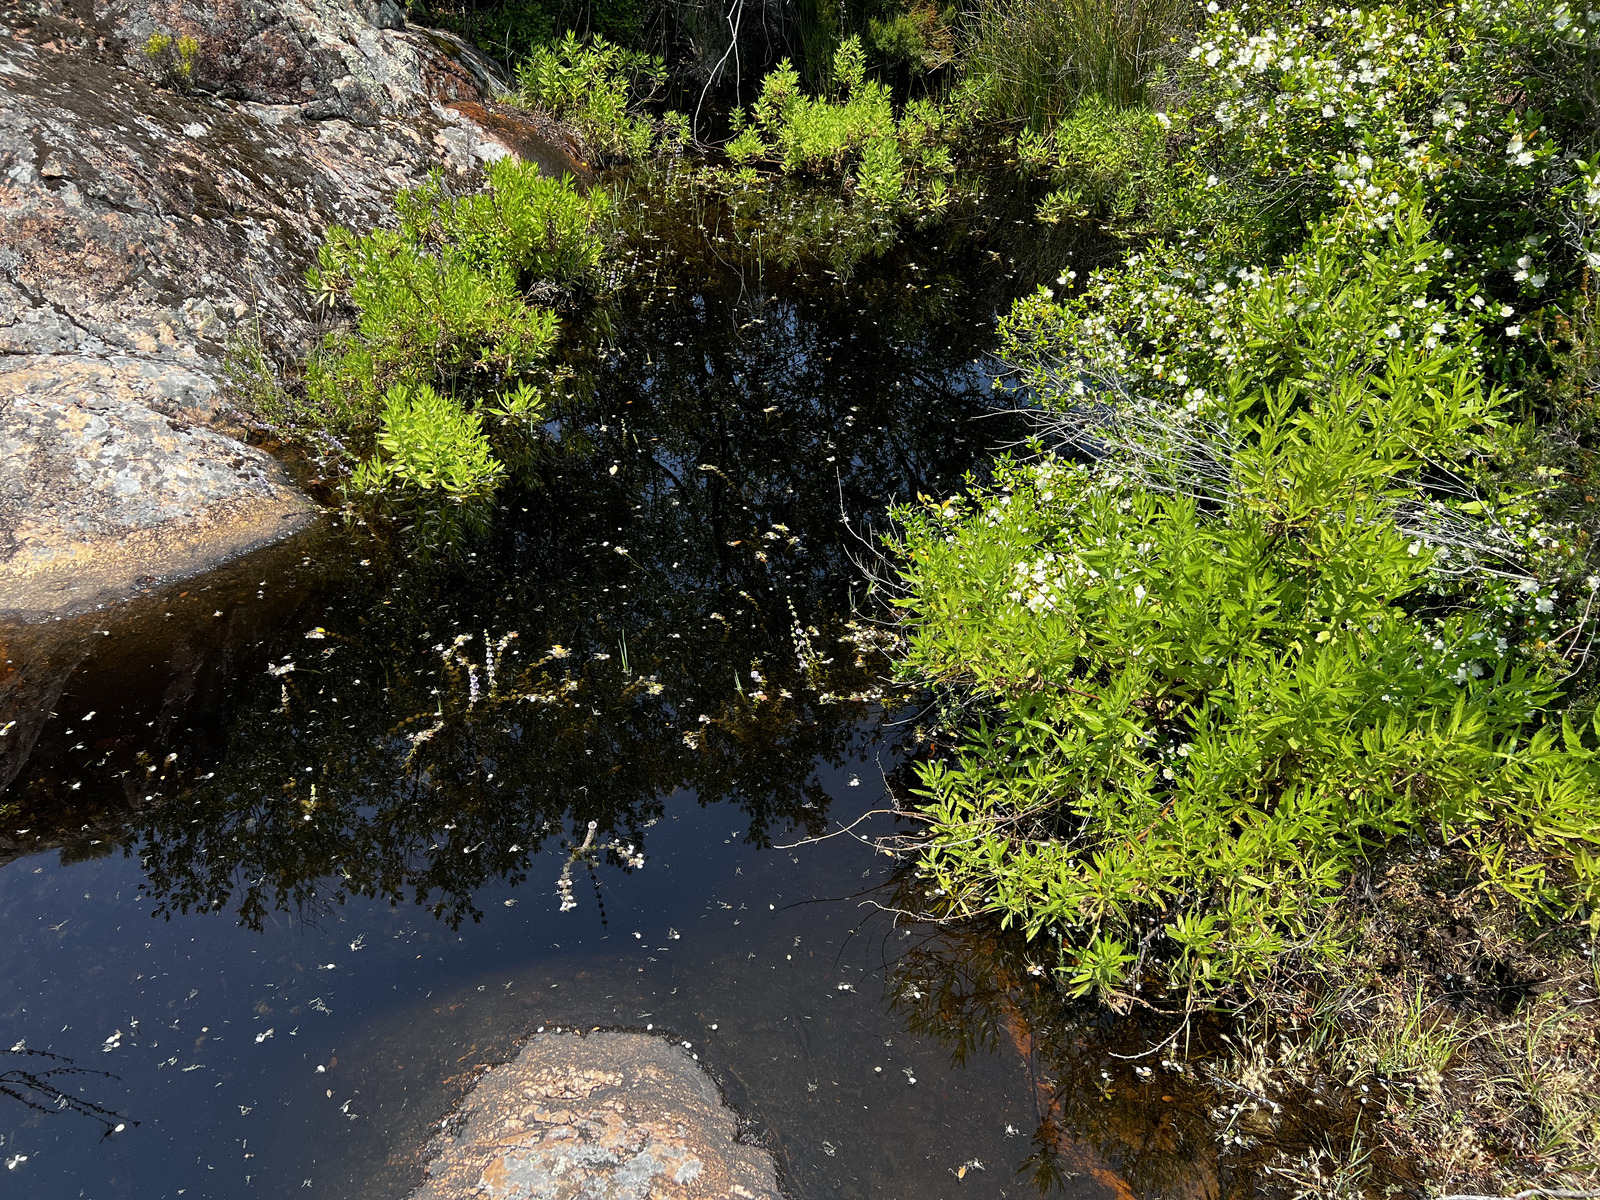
[1,1048,132,1137]
[131,229,1024,931]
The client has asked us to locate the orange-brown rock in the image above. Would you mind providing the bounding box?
[412,1031,783,1200]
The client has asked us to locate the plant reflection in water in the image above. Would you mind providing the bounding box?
[0,1047,131,1139]
[80,197,1035,934]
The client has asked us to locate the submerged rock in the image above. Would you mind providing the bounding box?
[0,0,571,616]
[412,1031,783,1200]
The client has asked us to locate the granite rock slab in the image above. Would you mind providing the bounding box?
[411,1031,784,1200]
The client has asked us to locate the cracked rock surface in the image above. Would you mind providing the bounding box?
[411,1031,784,1200]
[0,0,579,617]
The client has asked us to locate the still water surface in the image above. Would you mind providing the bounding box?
[0,185,1228,1200]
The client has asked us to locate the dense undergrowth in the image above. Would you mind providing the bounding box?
[886,0,1600,1193]
[235,157,610,528]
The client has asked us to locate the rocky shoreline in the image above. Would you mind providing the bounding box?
[0,0,580,618]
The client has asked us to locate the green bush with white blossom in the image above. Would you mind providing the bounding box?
[1170,0,1599,296]
[890,0,1600,998]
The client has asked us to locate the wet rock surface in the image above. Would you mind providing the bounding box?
[0,0,566,615]
[412,1031,784,1200]
[0,355,312,615]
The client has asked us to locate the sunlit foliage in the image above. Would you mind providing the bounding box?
[264,159,610,502]
[890,0,1600,999]
[512,32,688,164]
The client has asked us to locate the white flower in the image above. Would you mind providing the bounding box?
[1506,324,1521,336]
[1536,597,1554,613]
[1385,323,1402,339]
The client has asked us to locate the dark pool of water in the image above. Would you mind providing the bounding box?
[4,750,1065,1198]
[0,186,1247,1200]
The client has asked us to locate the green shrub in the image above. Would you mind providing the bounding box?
[512,33,682,164]
[1014,96,1168,225]
[396,160,612,287]
[143,31,199,88]
[867,3,956,76]
[304,222,561,425]
[725,36,963,217]
[892,192,1600,997]
[273,159,607,504]
[350,382,506,498]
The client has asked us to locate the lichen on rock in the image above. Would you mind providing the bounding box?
[411,1031,784,1200]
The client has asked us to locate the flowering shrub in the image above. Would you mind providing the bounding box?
[895,208,1600,993]
[890,0,1600,998]
[1174,0,1599,297]
[897,456,1600,992]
